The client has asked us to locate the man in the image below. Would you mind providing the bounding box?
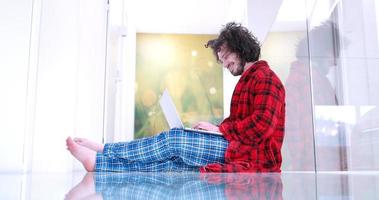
[66,22,285,173]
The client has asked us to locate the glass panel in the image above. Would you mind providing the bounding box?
[307,18,344,170]
[309,0,379,170]
[134,34,223,138]
[346,0,379,170]
[262,0,315,171]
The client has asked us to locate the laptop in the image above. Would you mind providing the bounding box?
[159,89,222,136]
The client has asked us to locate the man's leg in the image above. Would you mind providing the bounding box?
[95,129,228,172]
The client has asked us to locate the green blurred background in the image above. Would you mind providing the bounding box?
[134,33,224,138]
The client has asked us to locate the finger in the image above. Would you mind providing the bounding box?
[193,126,203,130]
[192,123,200,129]
[198,121,206,125]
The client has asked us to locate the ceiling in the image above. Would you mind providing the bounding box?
[129,0,236,34]
[125,0,307,34]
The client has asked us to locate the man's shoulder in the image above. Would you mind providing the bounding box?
[247,64,285,89]
[248,63,280,81]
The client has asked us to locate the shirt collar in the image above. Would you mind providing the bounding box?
[240,60,267,79]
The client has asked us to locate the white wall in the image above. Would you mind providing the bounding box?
[34,0,108,172]
[0,0,33,172]
[0,0,108,172]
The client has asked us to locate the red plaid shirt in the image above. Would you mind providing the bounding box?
[200,60,285,173]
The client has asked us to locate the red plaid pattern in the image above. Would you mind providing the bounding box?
[200,60,286,173]
[200,173,283,200]
[284,61,337,170]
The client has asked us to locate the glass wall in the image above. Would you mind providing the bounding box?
[262,0,314,171]
[264,0,379,171]
[308,0,379,171]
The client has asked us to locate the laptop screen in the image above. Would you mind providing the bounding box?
[159,89,185,129]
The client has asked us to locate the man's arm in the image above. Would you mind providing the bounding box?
[219,78,285,146]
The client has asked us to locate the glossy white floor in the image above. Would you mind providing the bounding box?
[1,171,379,199]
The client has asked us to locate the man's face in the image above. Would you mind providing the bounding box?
[217,46,244,76]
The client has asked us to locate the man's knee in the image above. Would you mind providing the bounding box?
[155,129,183,145]
[152,129,185,157]
[163,129,187,153]
[166,128,185,142]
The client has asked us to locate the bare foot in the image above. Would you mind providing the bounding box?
[74,137,104,153]
[66,137,96,172]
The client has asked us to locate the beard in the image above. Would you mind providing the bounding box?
[230,64,244,76]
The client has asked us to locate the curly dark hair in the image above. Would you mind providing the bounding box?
[205,22,261,66]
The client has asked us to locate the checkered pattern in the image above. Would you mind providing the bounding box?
[201,60,286,173]
[200,173,283,200]
[95,128,228,172]
[94,172,226,200]
[285,61,337,170]
[92,172,282,200]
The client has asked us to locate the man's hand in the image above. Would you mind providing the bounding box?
[192,121,220,132]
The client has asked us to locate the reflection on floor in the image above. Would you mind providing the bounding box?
[1,171,379,199]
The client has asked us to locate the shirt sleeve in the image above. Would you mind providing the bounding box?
[219,78,285,146]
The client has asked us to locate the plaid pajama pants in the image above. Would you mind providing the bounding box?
[95,128,228,172]
[94,172,226,200]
